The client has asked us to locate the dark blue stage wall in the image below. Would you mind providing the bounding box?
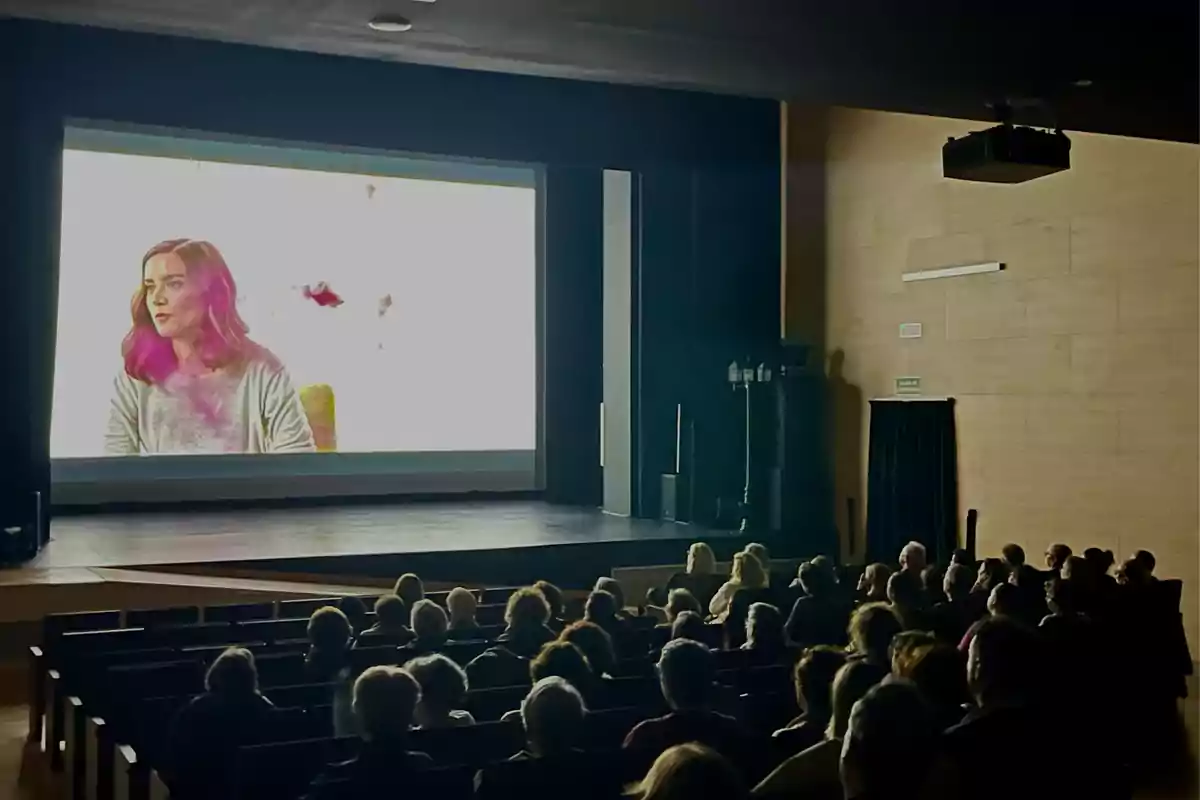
[0,19,784,543]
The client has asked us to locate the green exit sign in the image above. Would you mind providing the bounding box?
[895,377,922,395]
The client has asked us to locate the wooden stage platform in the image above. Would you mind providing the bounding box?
[0,501,746,627]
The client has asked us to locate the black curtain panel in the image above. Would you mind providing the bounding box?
[865,399,958,566]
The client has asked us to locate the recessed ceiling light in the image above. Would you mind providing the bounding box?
[368,15,413,32]
[1073,79,1094,88]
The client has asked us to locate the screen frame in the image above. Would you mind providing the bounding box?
[51,121,545,507]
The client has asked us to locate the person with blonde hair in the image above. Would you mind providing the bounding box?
[667,542,725,610]
[628,743,747,800]
[446,586,483,639]
[709,551,768,621]
[743,543,772,583]
[857,563,891,605]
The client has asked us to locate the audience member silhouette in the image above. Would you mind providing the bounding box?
[164,647,276,800]
[894,541,927,597]
[466,587,555,688]
[407,653,475,729]
[786,561,851,648]
[743,542,774,585]
[1044,542,1073,575]
[839,680,940,800]
[930,562,975,643]
[475,677,617,800]
[710,551,768,621]
[409,598,449,653]
[856,563,891,605]
[943,617,1086,800]
[584,589,638,654]
[669,610,709,645]
[886,571,928,631]
[393,572,424,609]
[559,620,617,679]
[667,542,725,611]
[846,602,902,683]
[752,659,883,799]
[534,580,566,632]
[529,640,594,699]
[772,645,847,758]
[446,587,483,640]
[358,594,414,645]
[335,596,368,636]
[623,639,758,779]
[742,602,788,661]
[305,666,432,800]
[496,586,556,657]
[1132,549,1157,579]
[301,606,356,736]
[969,557,1009,619]
[629,743,748,800]
[899,643,969,732]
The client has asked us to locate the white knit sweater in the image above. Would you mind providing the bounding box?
[104,355,316,455]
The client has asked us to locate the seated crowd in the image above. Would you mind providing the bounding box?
[155,539,1190,800]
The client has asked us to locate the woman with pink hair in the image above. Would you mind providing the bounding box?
[105,239,315,455]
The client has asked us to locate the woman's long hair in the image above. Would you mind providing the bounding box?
[122,239,254,384]
[731,551,767,589]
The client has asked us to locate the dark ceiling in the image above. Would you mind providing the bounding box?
[2,0,1197,143]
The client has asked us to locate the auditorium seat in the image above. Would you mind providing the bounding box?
[410,720,524,766]
[205,602,275,623]
[126,607,201,628]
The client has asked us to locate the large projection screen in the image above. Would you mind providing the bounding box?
[51,124,540,505]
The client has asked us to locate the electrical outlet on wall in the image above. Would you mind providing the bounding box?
[899,322,923,339]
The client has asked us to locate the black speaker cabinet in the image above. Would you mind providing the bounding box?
[0,489,44,565]
[660,473,691,523]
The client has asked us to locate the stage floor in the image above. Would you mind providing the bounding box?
[38,501,727,570]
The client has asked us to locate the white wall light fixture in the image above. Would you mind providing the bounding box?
[902,261,1005,282]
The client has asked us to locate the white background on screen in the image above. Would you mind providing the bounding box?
[52,150,536,458]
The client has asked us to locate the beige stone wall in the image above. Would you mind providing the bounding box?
[794,106,1199,648]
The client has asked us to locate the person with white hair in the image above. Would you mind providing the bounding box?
[899,541,928,576]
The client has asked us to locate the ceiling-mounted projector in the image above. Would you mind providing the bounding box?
[943,123,1071,183]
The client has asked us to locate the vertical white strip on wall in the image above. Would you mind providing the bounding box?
[602,170,633,516]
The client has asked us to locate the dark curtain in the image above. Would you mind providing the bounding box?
[865,399,958,566]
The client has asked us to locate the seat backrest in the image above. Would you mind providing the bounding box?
[410,719,524,766]
[277,598,341,620]
[595,676,662,712]
[234,737,357,800]
[205,603,275,623]
[236,618,311,644]
[476,604,508,626]
[583,706,646,750]
[126,607,201,629]
[465,684,529,722]
[44,610,123,639]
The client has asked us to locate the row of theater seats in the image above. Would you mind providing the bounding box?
[32,588,797,800]
[32,588,520,800]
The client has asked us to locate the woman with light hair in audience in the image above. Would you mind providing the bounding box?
[744,542,773,584]
[393,572,424,608]
[667,542,725,611]
[446,587,483,639]
[742,602,788,661]
[709,551,768,621]
[856,563,891,605]
[409,598,449,652]
[629,743,747,800]
[406,653,475,728]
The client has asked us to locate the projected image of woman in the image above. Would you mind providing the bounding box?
[104,239,316,455]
